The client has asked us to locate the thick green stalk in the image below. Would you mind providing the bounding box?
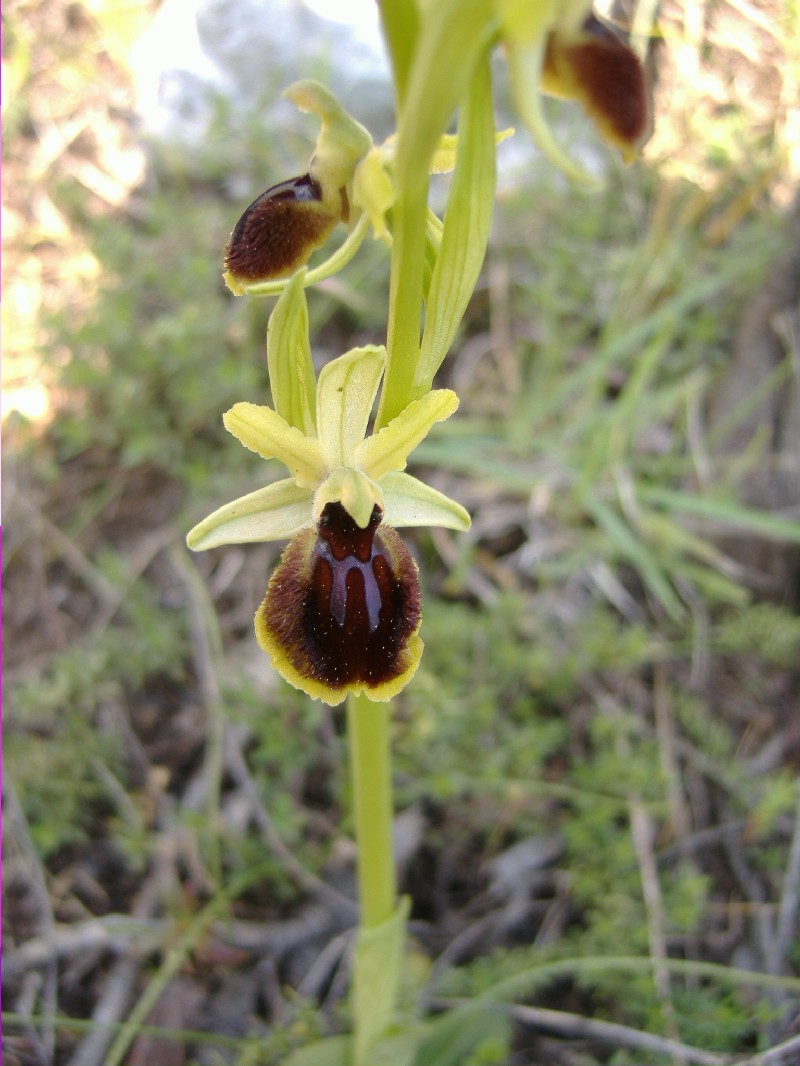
[347,692,405,1063]
[377,0,495,428]
[376,0,419,108]
[347,692,397,927]
[377,171,429,429]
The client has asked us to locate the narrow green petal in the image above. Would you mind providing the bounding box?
[186,480,313,550]
[316,346,386,467]
[267,270,317,435]
[355,389,459,479]
[223,403,326,487]
[414,53,496,397]
[314,467,384,529]
[381,470,471,531]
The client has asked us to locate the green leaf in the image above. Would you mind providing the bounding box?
[379,0,495,428]
[584,493,685,621]
[376,0,420,108]
[367,1027,427,1066]
[394,0,494,186]
[410,1002,511,1066]
[413,53,497,396]
[282,1035,352,1066]
[352,897,410,1065]
[267,270,317,435]
[640,486,800,544]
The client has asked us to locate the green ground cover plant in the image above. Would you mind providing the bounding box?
[3,1,799,1064]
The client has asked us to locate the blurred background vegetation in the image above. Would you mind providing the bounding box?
[3,1,800,1064]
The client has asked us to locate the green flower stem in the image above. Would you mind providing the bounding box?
[376,0,419,108]
[347,692,410,1062]
[377,170,429,429]
[347,692,397,927]
[377,0,495,429]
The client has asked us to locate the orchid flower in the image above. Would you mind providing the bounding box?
[499,0,651,179]
[223,81,397,295]
[187,278,468,705]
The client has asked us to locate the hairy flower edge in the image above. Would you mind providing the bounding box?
[254,503,424,706]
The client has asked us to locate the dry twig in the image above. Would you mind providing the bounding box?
[511,1003,727,1066]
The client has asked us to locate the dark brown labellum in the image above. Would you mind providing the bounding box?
[256,502,421,698]
[224,173,348,285]
[544,12,651,156]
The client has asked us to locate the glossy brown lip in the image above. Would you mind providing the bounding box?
[257,502,421,694]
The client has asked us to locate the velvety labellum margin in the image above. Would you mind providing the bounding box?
[224,173,349,285]
[255,502,423,705]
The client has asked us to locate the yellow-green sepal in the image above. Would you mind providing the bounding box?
[381,470,471,531]
[186,479,313,550]
[496,0,586,43]
[503,23,601,185]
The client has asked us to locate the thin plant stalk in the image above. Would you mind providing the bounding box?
[347,692,406,1064]
[347,692,397,928]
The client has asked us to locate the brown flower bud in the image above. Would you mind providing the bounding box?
[224,173,349,293]
[255,502,423,705]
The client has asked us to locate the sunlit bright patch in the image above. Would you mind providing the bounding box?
[255,502,422,706]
